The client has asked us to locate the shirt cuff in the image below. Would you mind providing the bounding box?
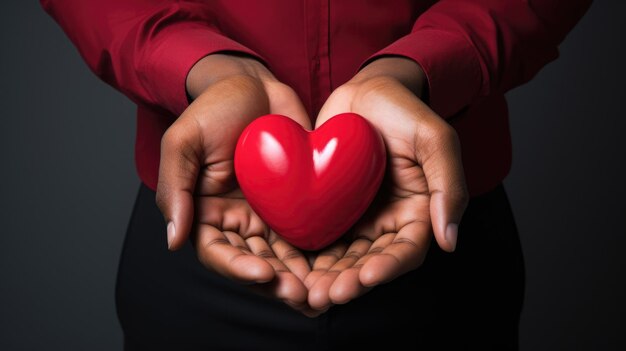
[140,22,264,116]
[365,29,484,118]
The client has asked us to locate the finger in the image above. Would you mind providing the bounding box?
[304,241,348,310]
[308,270,341,310]
[221,203,252,234]
[195,224,274,283]
[311,240,350,271]
[304,241,349,289]
[359,221,431,287]
[195,196,226,227]
[195,195,269,240]
[245,236,308,305]
[344,79,468,252]
[156,120,202,251]
[268,232,311,282]
[248,273,310,311]
[329,268,371,305]
[328,233,396,305]
[366,232,396,254]
[335,232,396,277]
[324,234,394,304]
[308,238,370,309]
[328,238,372,272]
[415,118,469,252]
[223,231,251,254]
[323,238,372,305]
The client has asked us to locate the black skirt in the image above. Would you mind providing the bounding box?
[116,183,525,350]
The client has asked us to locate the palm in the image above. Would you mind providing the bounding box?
[193,85,318,312]
[306,137,433,309]
[307,75,466,310]
[193,188,317,313]
[157,72,318,315]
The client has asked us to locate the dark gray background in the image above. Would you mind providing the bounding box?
[1,1,624,350]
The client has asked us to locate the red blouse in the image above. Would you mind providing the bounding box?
[41,0,591,196]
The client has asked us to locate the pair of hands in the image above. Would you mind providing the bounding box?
[156,54,468,317]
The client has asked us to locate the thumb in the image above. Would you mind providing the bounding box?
[155,121,202,251]
[416,117,469,253]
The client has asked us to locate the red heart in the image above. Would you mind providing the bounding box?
[234,113,386,250]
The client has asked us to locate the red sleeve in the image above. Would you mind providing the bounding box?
[368,0,593,118]
[40,0,263,116]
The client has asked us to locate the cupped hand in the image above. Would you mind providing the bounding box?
[155,54,317,315]
[306,57,469,310]
[193,188,321,317]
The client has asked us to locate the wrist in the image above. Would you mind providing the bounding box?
[352,56,427,99]
[186,53,275,101]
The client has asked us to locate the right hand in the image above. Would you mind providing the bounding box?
[155,54,318,315]
[304,57,468,311]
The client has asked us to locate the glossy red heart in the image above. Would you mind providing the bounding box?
[234,113,386,250]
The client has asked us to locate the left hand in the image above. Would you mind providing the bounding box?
[305,57,469,311]
[193,188,322,317]
[156,54,320,316]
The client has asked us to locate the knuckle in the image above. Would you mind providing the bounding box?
[422,122,459,147]
[392,237,419,250]
[256,249,275,259]
[204,237,230,251]
[197,237,230,267]
[415,122,461,162]
[343,251,362,261]
[318,251,342,261]
[246,217,269,238]
[160,124,201,167]
[205,211,224,228]
[368,246,384,255]
[234,245,250,253]
[439,123,460,144]
[281,249,303,261]
[160,124,186,150]
[352,262,365,269]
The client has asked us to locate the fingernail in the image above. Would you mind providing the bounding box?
[445,223,458,251]
[167,221,176,249]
